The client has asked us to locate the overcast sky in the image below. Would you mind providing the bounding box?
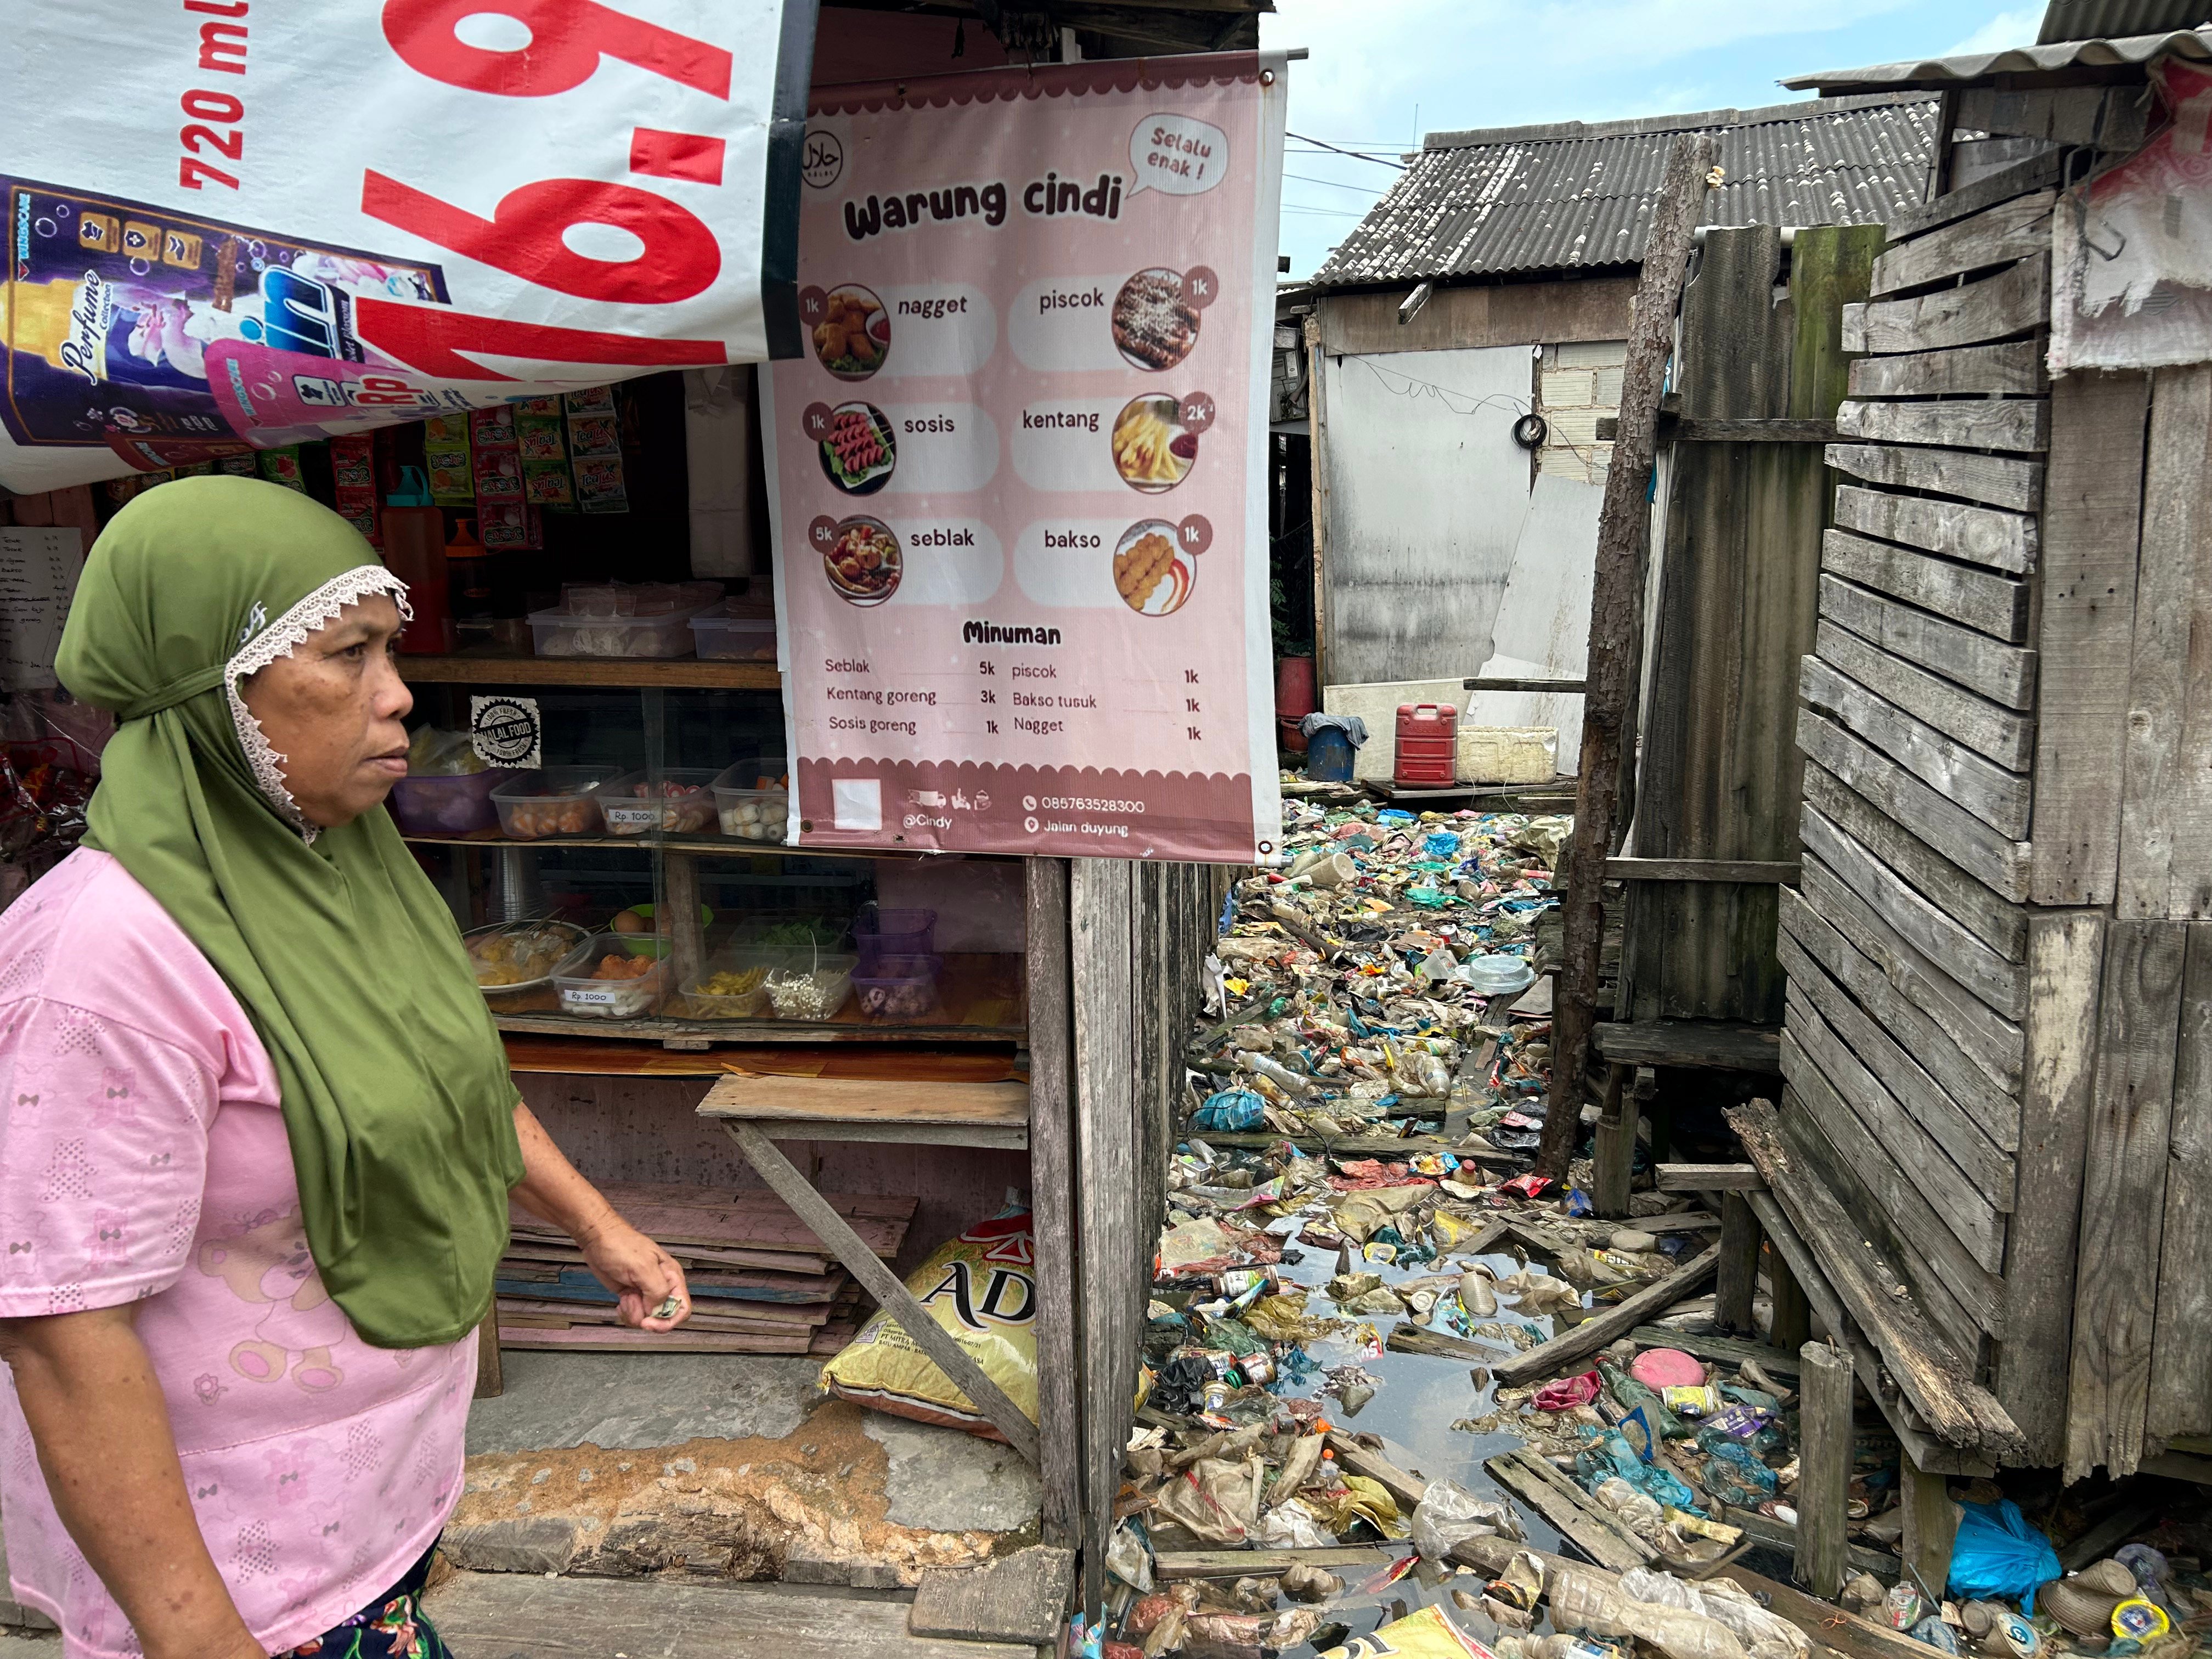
[1260,1,2046,278]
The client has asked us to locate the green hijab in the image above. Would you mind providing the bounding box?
[58,475,522,1350]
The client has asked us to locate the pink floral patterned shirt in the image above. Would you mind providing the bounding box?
[0,850,475,1658]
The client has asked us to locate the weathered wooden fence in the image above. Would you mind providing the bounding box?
[1617,223,1883,1024]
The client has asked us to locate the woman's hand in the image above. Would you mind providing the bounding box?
[507,1102,691,1333]
[575,1218,691,1332]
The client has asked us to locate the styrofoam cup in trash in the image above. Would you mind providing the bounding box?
[1305,852,1357,888]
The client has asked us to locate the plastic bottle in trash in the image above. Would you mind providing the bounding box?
[1599,1362,1691,1440]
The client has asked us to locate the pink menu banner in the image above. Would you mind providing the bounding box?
[765,53,1287,865]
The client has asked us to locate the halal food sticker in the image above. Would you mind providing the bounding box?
[1113,389,1214,493]
[803,283,889,380]
[806,400,896,495]
[1114,514,1209,617]
[470,695,543,770]
[814,515,902,607]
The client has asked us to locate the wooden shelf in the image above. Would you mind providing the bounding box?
[405,830,1021,865]
[500,1034,1025,1079]
[399,653,780,690]
[698,1072,1030,1149]
[495,1011,1025,1046]
[487,952,1026,1047]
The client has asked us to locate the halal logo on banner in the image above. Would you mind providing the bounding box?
[470,695,541,769]
[802,129,845,190]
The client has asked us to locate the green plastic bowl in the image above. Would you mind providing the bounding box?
[616,902,713,958]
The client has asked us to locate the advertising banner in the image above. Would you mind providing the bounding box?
[1,1,814,493]
[766,53,1286,865]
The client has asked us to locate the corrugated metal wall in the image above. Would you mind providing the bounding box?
[1318,343,1538,687]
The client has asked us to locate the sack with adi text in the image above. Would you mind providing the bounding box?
[821,1209,1036,1441]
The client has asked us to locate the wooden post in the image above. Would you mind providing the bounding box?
[1716,1193,1760,1335]
[1593,1063,1634,1217]
[1769,1244,1814,1350]
[1898,1458,1960,1601]
[662,850,703,994]
[1305,314,1331,690]
[1541,133,1717,1178]
[1796,1340,1855,1599]
[1024,859,1081,1551]
[472,1306,504,1400]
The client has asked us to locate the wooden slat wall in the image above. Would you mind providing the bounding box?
[1783,187,2054,1466]
[1620,223,1881,1024]
[1783,168,2212,1478]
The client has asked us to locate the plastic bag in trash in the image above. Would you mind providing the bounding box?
[1410,1478,1515,1560]
[1320,1605,1492,1659]
[1193,1088,1266,1131]
[1257,1500,1337,1549]
[1910,1616,1960,1654]
[1105,1517,1154,1593]
[1616,1570,1810,1659]
[1948,1499,2062,1613]
[1534,1370,1601,1412]
[1576,1429,1705,1515]
[1593,1479,1665,1542]
[1696,1436,1778,1505]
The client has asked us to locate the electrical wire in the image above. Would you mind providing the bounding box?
[1286,131,1407,170]
[1284,172,1389,193]
[1341,356,1609,471]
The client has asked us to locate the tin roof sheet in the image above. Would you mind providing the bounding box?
[1312,94,1937,288]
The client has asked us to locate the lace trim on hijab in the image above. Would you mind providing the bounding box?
[224,566,414,843]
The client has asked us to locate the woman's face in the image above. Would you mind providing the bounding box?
[238,595,413,828]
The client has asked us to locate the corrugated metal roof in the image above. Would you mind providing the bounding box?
[1313,94,1937,289]
[2040,1,2211,44]
[1784,23,2212,93]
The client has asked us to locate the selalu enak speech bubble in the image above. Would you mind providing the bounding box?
[1128,113,1229,196]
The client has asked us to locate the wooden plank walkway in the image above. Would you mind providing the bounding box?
[424,1571,1040,1658]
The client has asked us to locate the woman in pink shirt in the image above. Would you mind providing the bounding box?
[0,477,691,1658]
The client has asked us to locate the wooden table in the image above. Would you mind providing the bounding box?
[696,1070,1040,1463]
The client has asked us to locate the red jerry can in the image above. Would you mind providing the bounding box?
[1393,702,1458,789]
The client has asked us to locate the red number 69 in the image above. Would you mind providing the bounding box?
[362,173,720,304]
[381,0,731,100]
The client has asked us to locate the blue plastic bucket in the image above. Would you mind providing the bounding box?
[1305,726,1355,782]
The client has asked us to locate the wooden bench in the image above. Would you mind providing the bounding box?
[1587,1020,1781,1218]
[698,1071,1031,1149]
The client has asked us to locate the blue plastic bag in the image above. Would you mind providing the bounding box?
[1948,1499,2061,1612]
[1193,1089,1266,1132]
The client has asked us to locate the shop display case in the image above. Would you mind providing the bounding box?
[399,664,1030,1049]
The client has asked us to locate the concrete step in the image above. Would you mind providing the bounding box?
[422,1569,1043,1658]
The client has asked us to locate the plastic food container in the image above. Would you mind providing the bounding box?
[388,768,511,835]
[552,935,668,1019]
[491,769,615,839]
[671,950,780,1020]
[855,906,936,961]
[711,760,789,842]
[690,606,778,662]
[1462,953,1536,995]
[595,769,720,836]
[732,916,849,954]
[464,919,587,995]
[529,605,704,659]
[765,952,856,1021]
[853,954,943,1023]
[561,583,636,618]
